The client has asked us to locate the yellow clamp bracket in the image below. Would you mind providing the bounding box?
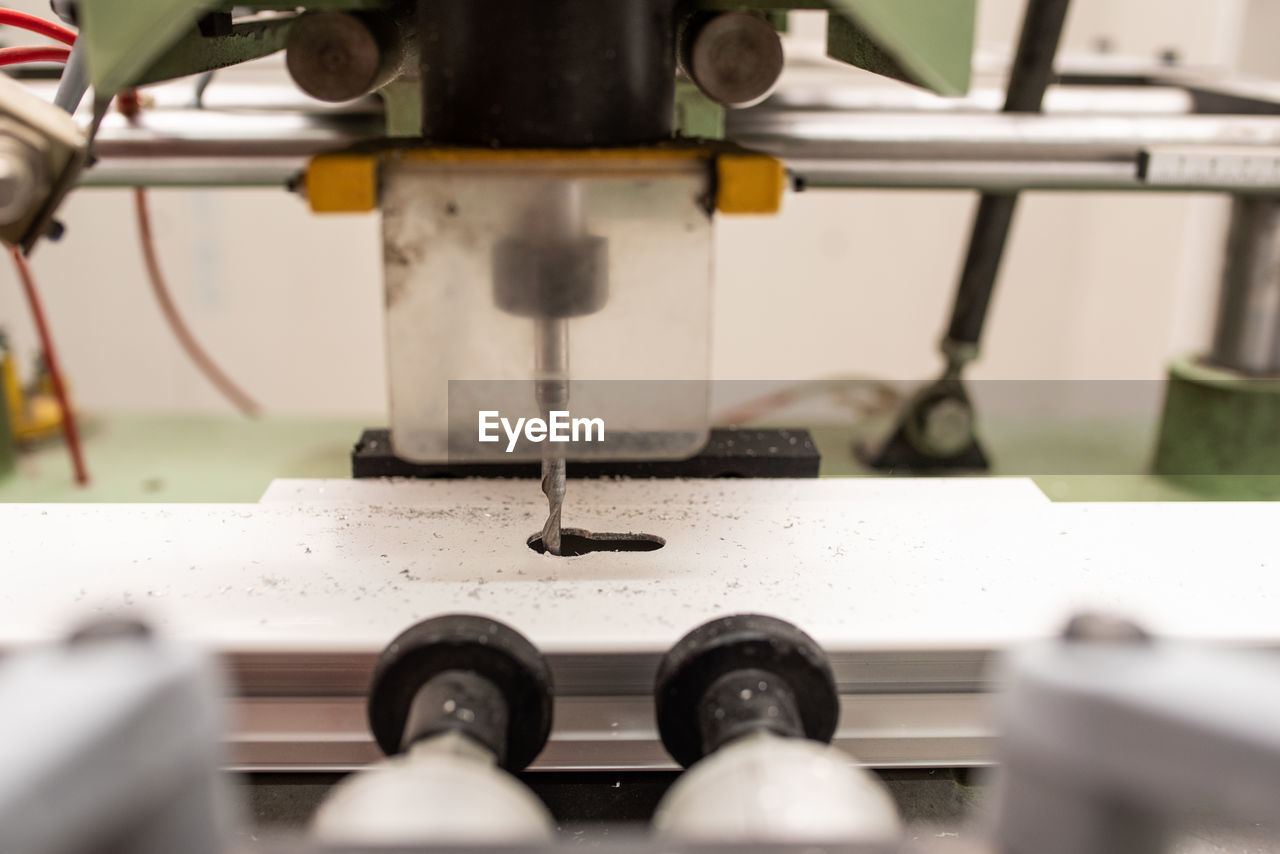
[306,149,787,216]
[715,153,786,215]
[306,154,379,214]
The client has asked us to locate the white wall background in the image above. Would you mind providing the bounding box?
[0,0,1268,416]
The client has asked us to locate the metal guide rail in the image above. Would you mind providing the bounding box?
[32,68,1280,192]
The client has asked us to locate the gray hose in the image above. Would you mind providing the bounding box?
[52,38,87,114]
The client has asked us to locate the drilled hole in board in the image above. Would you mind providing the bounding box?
[527,529,666,557]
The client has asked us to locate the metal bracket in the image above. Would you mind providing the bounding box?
[862,376,989,473]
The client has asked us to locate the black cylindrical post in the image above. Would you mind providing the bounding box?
[945,0,1072,347]
[419,0,677,147]
[696,668,805,756]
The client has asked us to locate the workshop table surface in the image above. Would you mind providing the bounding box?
[0,415,367,503]
[0,412,1276,503]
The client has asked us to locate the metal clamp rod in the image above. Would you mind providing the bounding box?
[61,103,1280,191]
[727,111,1280,158]
[786,157,1141,191]
[731,112,1280,192]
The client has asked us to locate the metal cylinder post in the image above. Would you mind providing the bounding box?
[1152,196,1280,483]
[401,670,509,760]
[286,10,412,103]
[679,12,784,109]
[1210,196,1280,377]
[696,668,804,755]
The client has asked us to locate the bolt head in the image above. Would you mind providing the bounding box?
[687,12,784,108]
[286,11,383,103]
[0,147,39,226]
[919,396,973,458]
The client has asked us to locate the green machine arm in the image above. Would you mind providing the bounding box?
[678,0,973,96]
[828,0,975,97]
[77,1,381,96]
[80,0,226,96]
[78,0,972,98]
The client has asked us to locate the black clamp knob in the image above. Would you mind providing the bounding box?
[367,614,554,772]
[655,614,839,768]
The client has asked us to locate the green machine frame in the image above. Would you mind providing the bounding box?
[77,0,974,111]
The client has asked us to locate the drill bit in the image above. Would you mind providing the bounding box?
[535,318,569,555]
[540,453,566,555]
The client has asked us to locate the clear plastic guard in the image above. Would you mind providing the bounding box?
[382,157,714,462]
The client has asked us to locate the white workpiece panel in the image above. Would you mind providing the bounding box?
[0,478,1273,654]
[258,476,1052,505]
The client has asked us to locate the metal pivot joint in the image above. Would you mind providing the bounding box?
[367,614,554,770]
[869,373,988,472]
[868,0,1072,473]
[654,613,839,768]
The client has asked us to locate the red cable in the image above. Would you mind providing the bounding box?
[1,19,84,485]
[0,9,76,46]
[0,45,71,66]
[9,249,89,486]
[133,188,262,418]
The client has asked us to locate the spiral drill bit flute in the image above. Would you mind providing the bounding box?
[493,180,607,556]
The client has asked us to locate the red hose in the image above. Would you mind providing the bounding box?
[0,9,76,46]
[9,250,89,486]
[134,189,262,418]
[1,17,84,484]
[0,45,71,66]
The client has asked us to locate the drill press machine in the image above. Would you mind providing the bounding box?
[10,2,1280,850]
[288,0,973,550]
[7,0,975,552]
